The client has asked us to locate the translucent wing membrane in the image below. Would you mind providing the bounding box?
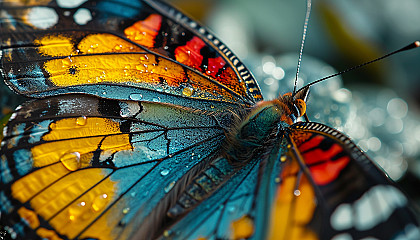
[0,94,228,239]
[0,0,262,106]
[271,122,419,239]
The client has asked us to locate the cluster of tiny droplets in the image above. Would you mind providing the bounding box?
[248,53,420,181]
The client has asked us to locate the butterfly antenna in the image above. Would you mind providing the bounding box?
[295,41,420,95]
[292,0,312,96]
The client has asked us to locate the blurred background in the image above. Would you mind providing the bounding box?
[1,0,420,202]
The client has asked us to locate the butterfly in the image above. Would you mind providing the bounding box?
[0,0,419,239]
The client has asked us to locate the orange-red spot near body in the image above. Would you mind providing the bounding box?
[299,136,350,185]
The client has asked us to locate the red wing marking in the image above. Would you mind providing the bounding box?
[298,135,323,152]
[175,36,206,69]
[206,56,226,77]
[295,135,350,186]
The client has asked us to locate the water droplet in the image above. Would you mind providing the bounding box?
[130,94,143,100]
[135,65,146,71]
[60,152,81,171]
[152,97,160,102]
[228,206,236,213]
[122,207,130,214]
[164,181,175,193]
[124,65,131,69]
[275,177,280,183]
[134,33,144,41]
[140,55,149,61]
[61,57,72,67]
[294,190,301,196]
[68,201,87,221]
[76,116,87,126]
[163,230,171,237]
[160,169,169,176]
[92,193,109,212]
[130,192,137,197]
[280,156,287,162]
[182,87,194,97]
[114,44,123,51]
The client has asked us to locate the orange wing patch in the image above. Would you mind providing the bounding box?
[268,159,318,240]
[231,215,255,239]
[124,14,162,48]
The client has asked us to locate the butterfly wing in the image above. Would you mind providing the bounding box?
[269,122,419,239]
[151,133,285,240]
[0,0,262,107]
[0,94,231,239]
[156,122,419,240]
[0,0,265,239]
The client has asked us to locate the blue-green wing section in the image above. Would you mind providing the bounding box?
[0,94,226,239]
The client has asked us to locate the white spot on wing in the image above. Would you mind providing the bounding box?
[57,0,87,8]
[330,185,409,232]
[354,188,377,231]
[119,101,140,118]
[73,8,92,25]
[331,233,352,240]
[100,150,114,162]
[2,126,8,139]
[394,224,420,239]
[331,204,353,230]
[27,7,58,29]
[355,185,407,231]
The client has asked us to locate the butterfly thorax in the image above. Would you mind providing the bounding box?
[223,93,306,164]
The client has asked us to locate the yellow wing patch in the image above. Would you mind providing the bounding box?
[35,35,76,56]
[10,117,132,239]
[231,215,255,240]
[268,159,318,240]
[78,33,143,54]
[31,117,131,169]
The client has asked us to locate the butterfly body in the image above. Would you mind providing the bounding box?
[0,0,419,240]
